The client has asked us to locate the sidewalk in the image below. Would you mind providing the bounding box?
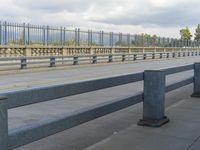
[86,97,200,150]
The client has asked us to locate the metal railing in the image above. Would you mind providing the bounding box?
[0,51,199,70]
[0,61,199,149]
[0,21,200,47]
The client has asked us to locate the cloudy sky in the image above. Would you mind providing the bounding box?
[0,0,199,38]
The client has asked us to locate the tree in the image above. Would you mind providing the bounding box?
[180,27,192,40]
[194,24,200,40]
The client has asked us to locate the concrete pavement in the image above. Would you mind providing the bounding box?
[86,96,200,150]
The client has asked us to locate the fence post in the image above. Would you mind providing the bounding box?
[143,53,146,60]
[191,63,200,97]
[92,55,97,64]
[179,52,182,57]
[108,54,112,63]
[21,58,27,69]
[0,96,8,150]
[152,53,155,59]
[73,56,78,65]
[122,54,126,62]
[166,53,169,58]
[160,53,162,59]
[50,57,56,67]
[133,54,137,61]
[138,70,169,127]
[173,52,175,58]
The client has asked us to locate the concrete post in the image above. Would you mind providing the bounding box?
[50,57,56,67]
[73,56,78,65]
[0,96,8,150]
[24,48,32,57]
[21,58,27,69]
[108,54,112,63]
[92,55,97,64]
[138,70,169,127]
[191,63,200,97]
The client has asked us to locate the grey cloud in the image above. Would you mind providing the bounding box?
[90,2,200,27]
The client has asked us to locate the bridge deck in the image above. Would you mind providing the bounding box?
[1,57,199,150]
[86,96,200,150]
[13,84,195,150]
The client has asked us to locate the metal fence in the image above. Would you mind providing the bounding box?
[0,21,199,47]
[1,62,199,149]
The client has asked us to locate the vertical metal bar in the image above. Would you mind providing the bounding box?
[110,32,113,47]
[88,30,90,46]
[4,21,7,45]
[60,27,63,46]
[63,27,66,46]
[78,28,80,46]
[142,34,144,47]
[23,23,26,45]
[0,21,2,45]
[102,31,104,46]
[43,25,45,46]
[46,26,49,46]
[27,23,30,45]
[127,33,130,47]
[99,31,101,46]
[75,28,77,46]
[91,30,93,46]
[138,70,169,127]
[135,34,138,47]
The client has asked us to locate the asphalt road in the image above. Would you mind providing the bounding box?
[0,56,199,93]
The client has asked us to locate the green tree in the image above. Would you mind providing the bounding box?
[180,27,192,40]
[194,24,200,40]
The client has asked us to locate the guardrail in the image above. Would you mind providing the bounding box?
[0,51,199,70]
[0,62,199,149]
